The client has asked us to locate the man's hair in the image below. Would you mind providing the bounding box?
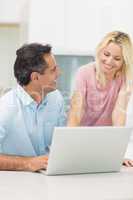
[14,43,52,86]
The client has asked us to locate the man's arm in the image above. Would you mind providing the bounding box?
[0,100,49,172]
[0,154,48,172]
[0,119,48,172]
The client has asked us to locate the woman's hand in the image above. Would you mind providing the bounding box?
[123,159,133,167]
[67,91,84,126]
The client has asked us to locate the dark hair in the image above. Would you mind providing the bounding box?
[14,43,52,86]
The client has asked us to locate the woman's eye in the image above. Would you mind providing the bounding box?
[104,53,109,56]
[114,57,121,61]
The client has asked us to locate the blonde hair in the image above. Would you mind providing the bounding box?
[96,31,133,86]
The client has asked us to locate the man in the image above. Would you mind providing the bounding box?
[0,43,66,171]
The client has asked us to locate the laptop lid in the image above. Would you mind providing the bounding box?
[46,127,132,175]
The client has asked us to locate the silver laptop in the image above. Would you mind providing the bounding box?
[45,126,132,175]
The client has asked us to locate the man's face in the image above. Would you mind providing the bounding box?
[37,53,60,94]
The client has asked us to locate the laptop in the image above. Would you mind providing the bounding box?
[44,126,132,175]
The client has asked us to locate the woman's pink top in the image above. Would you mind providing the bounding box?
[75,62,124,126]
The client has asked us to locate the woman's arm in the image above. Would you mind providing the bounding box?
[67,64,91,126]
[112,85,130,126]
[112,84,133,167]
[124,91,133,167]
[67,91,84,126]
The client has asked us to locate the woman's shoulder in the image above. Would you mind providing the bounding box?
[76,62,96,78]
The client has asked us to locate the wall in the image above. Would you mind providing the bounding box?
[0,0,30,87]
[0,24,20,87]
[56,55,94,111]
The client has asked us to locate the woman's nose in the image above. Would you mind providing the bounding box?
[106,57,114,66]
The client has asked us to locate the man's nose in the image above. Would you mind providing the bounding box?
[56,66,61,77]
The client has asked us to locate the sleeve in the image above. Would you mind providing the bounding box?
[57,96,67,126]
[0,107,8,153]
[0,126,6,153]
[124,93,133,159]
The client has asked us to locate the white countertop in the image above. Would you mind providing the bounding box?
[0,167,133,200]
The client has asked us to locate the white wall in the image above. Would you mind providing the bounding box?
[0,0,30,87]
[0,25,20,87]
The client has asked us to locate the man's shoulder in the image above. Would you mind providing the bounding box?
[0,88,17,106]
[46,90,64,109]
[0,89,19,123]
[0,88,19,117]
[47,89,63,101]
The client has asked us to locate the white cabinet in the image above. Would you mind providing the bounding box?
[0,0,28,23]
[28,0,66,53]
[27,0,133,54]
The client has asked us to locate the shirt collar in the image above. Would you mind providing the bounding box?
[16,84,48,106]
[16,84,35,106]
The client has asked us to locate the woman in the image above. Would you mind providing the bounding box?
[68,31,133,166]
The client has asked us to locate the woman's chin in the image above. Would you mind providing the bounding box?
[102,67,113,75]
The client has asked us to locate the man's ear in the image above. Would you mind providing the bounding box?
[30,72,39,82]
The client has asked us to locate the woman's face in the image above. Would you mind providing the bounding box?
[99,42,124,78]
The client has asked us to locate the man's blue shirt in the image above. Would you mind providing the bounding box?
[0,85,66,156]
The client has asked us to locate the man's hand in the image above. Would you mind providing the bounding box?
[27,155,48,172]
[123,159,133,167]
